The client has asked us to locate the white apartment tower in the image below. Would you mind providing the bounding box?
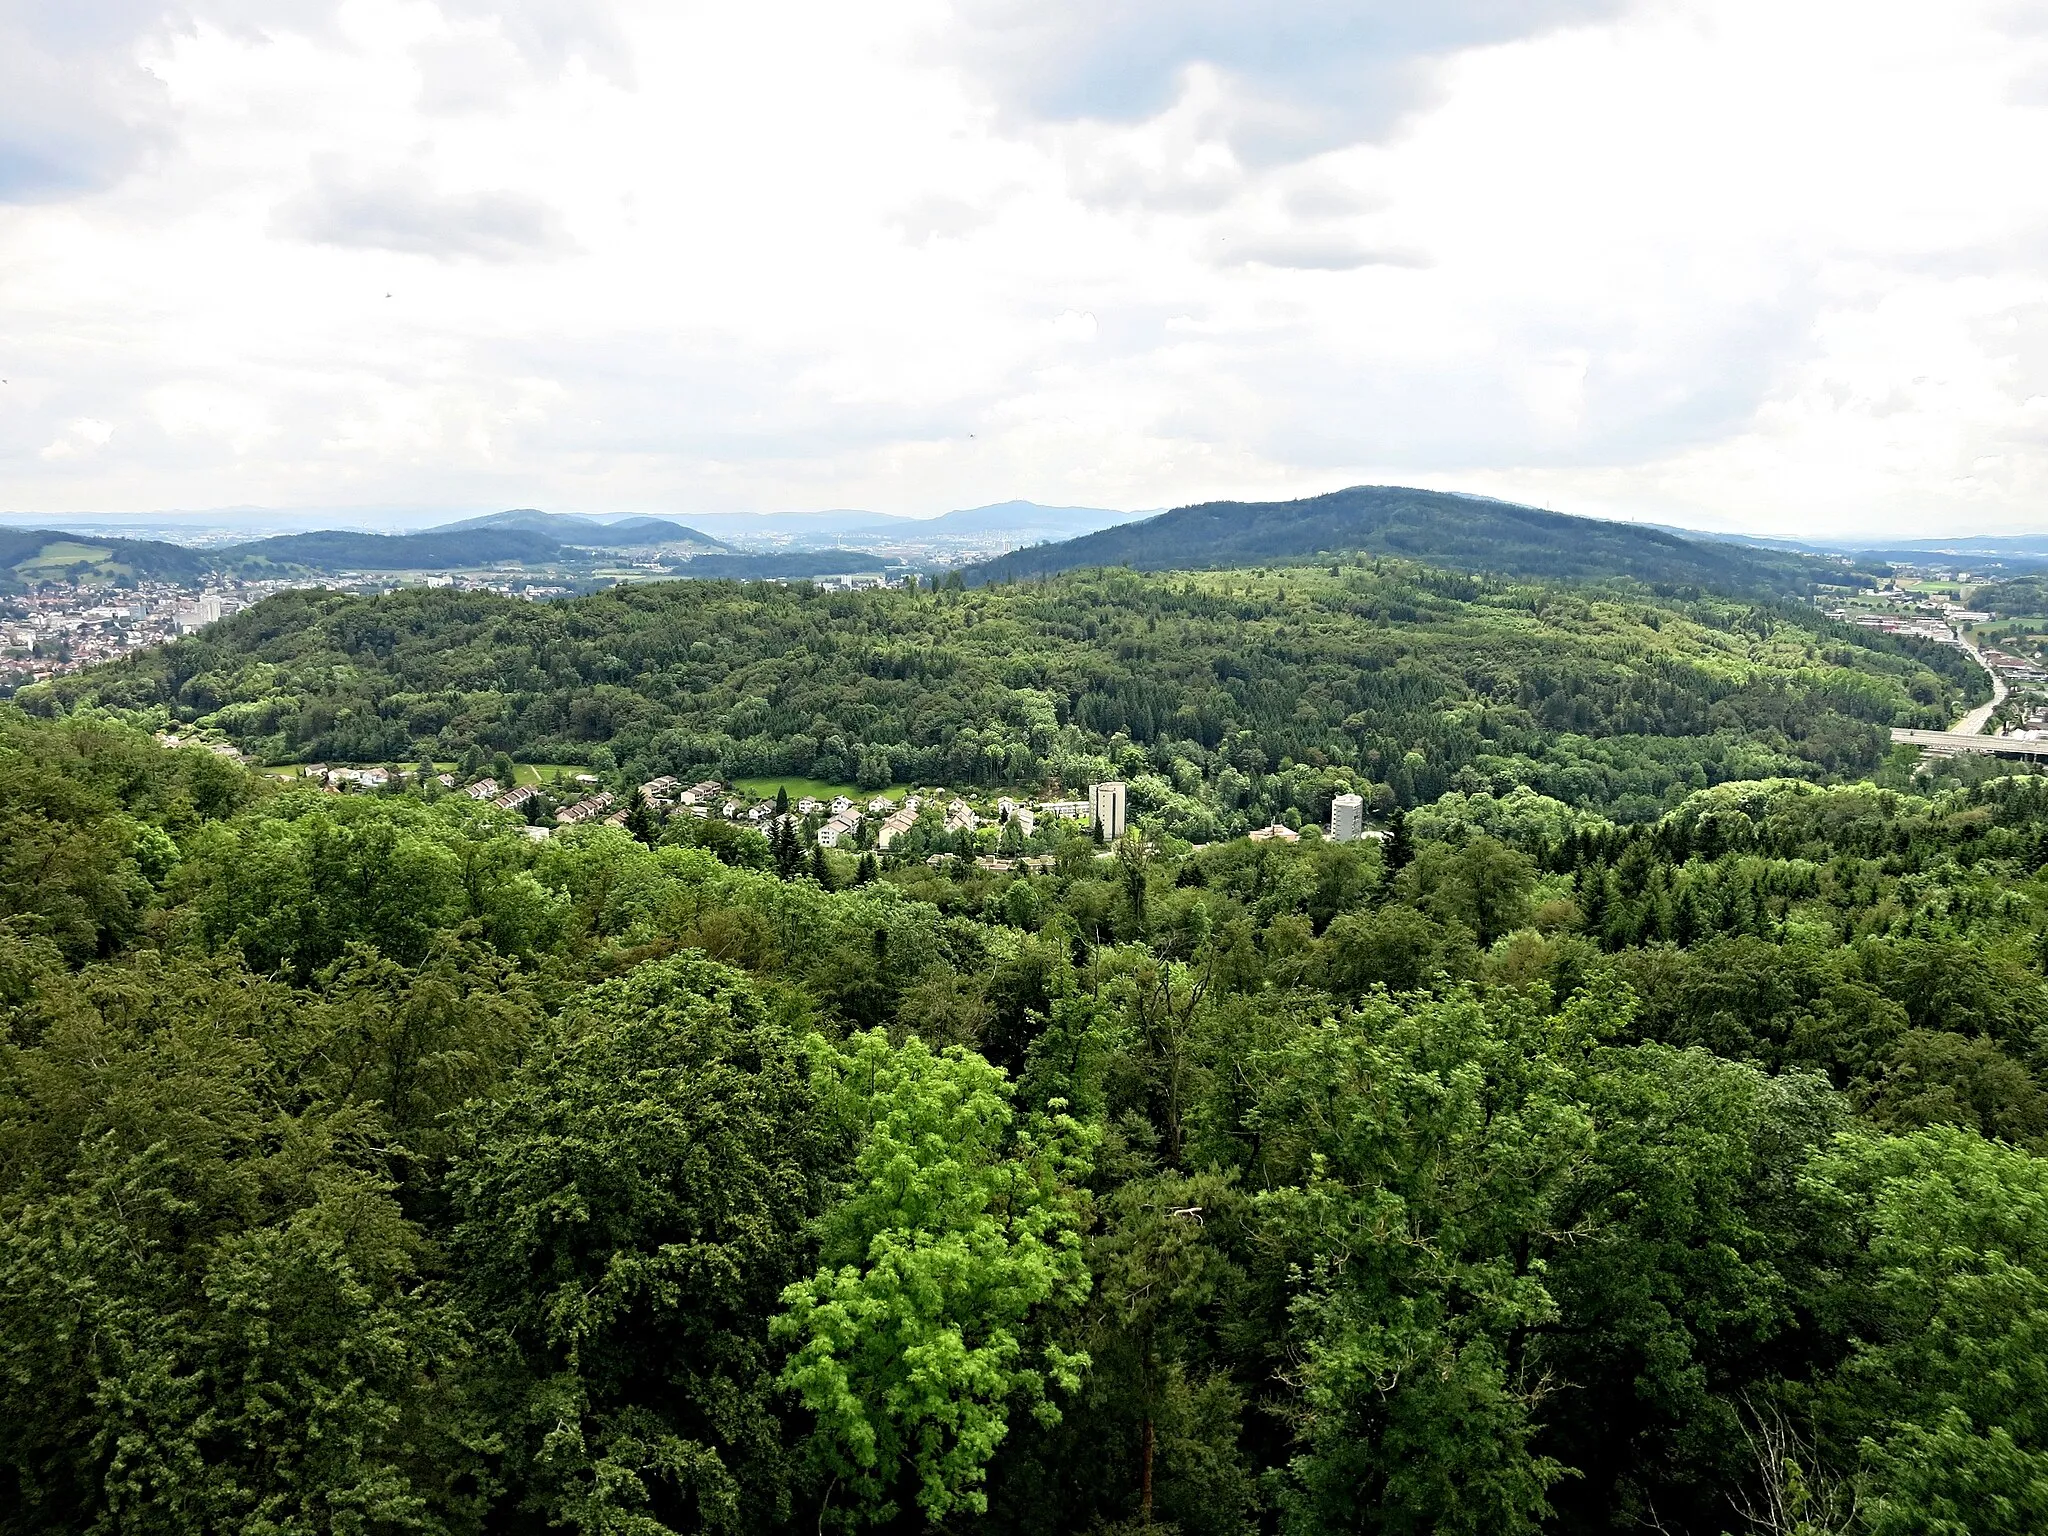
[1329,792,1365,842]
[1090,780,1127,839]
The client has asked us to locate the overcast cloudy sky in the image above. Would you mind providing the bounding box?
[4,0,2048,535]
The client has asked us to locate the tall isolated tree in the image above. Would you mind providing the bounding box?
[774,1031,1096,1529]
[624,786,658,845]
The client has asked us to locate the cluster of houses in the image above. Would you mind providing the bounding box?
[258,765,1385,852]
[590,777,1142,852]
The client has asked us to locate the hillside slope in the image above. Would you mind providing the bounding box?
[224,527,567,571]
[0,528,214,591]
[964,485,1851,594]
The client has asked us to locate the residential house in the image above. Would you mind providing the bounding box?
[816,809,862,848]
[556,792,616,826]
[876,806,919,849]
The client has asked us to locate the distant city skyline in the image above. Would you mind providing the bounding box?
[5,2,2048,538]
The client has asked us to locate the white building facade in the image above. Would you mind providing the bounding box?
[1090,780,1127,839]
[1329,793,1364,842]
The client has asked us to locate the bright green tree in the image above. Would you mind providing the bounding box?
[774,1031,1095,1528]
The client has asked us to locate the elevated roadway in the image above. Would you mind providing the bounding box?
[1887,627,2020,755]
[1890,728,2048,759]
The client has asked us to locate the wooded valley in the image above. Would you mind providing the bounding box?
[2,559,2044,1536]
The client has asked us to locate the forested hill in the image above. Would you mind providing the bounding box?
[964,484,1852,594]
[42,557,1980,825]
[1973,573,2048,614]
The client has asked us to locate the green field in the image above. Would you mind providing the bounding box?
[512,762,592,786]
[15,541,119,577]
[732,776,866,803]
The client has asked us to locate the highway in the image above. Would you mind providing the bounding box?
[1952,631,2008,735]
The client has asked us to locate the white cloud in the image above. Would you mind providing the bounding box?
[1,0,2047,537]
[279,160,572,260]
[1047,310,1098,344]
[40,418,114,459]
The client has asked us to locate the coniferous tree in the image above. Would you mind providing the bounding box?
[1577,863,1610,941]
[624,787,656,846]
[1382,807,1414,877]
[1673,881,1701,947]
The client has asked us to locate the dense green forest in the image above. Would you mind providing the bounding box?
[34,560,1982,827]
[4,694,2048,1535]
[1971,574,2048,615]
[963,486,1855,594]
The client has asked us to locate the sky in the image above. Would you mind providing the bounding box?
[4,1,2048,537]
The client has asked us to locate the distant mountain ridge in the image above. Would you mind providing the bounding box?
[963,485,1856,594]
[228,528,899,580]
[427,509,729,549]
[1648,524,2048,574]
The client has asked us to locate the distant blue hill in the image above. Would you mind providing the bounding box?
[847,500,1149,538]
[680,500,1143,547]
[428,509,728,549]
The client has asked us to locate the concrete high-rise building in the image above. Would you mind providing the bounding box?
[1330,793,1365,842]
[1090,780,1127,839]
